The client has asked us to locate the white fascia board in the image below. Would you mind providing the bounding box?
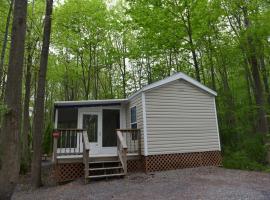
[179,73,217,96]
[54,99,128,106]
[128,72,217,100]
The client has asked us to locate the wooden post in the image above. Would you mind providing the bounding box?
[138,130,141,156]
[52,137,58,163]
[84,148,89,183]
[82,130,90,183]
[123,148,127,175]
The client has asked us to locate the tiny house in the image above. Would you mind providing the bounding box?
[53,72,222,182]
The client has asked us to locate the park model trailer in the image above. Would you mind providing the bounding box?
[53,72,222,182]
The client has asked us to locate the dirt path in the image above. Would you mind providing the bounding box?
[12,167,270,200]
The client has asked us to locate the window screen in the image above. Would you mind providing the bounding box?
[57,108,78,129]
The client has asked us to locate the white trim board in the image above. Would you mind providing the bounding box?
[213,98,221,151]
[142,92,148,156]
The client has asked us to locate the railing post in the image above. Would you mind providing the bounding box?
[123,147,127,175]
[52,137,58,163]
[138,130,141,155]
[82,130,90,183]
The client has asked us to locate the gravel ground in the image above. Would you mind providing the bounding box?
[12,167,270,200]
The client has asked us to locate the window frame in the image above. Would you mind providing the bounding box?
[130,106,137,129]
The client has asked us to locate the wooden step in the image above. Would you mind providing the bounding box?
[88,166,123,171]
[89,160,120,164]
[87,173,125,179]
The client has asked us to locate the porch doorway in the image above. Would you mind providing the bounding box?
[80,111,102,155]
[102,109,120,147]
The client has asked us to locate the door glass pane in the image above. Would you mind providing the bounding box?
[83,114,98,142]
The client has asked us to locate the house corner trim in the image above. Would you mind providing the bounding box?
[213,98,221,151]
[142,92,148,156]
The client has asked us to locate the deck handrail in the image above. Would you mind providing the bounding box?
[52,129,85,163]
[118,129,141,154]
[117,130,128,174]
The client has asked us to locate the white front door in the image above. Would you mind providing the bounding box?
[78,110,102,155]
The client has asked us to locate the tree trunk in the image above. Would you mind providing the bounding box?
[259,55,270,105]
[122,53,126,98]
[0,0,27,198]
[0,0,14,94]
[185,8,200,82]
[21,44,33,172]
[243,6,268,134]
[21,0,37,172]
[31,0,53,188]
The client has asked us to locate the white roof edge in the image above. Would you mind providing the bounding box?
[128,72,217,100]
[55,98,128,106]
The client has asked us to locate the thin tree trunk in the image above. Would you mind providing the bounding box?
[185,8,200,82]
[122,51,126,98]
[243,6,268,134]
[260,55,270,105]
[21,0,36,172]
[0,0,14,93]
[0,0,27,198]
[21,45,33,172]
[31,0,53,188]
[146,56,152,84]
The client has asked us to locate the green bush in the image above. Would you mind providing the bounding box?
[222,132,268,171]
[42,122,53,155]
[223,151,266,171]
[242,135,266,164]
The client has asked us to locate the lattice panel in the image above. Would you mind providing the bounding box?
[54,163,84,183]
[144,151,222,172]
[127,159,144,172]
[201,151,222,166]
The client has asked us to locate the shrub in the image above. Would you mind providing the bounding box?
[242,135,266,164]
[42,122,53,155]
[223,151,266,171]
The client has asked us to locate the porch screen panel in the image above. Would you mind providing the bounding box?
[57,108,78,128]
[56,108,78,148]
[102,109,120,147]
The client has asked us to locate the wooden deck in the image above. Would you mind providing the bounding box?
[52,129,141,182]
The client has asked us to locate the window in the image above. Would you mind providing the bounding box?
[57,108,78,129]
[83,114,98,142]
[130,106,137,129]
[57,108,78,148]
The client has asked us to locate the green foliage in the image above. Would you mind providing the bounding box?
[222,133,267,171]
[223,151,266,171]
[42,123,53,154]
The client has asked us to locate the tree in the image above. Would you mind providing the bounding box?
[0,0,14,95]
[0,0,28,198]
[31,0,53,188]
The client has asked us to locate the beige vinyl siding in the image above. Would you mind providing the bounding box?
[145,79,220,155]
[126,94,145,155]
